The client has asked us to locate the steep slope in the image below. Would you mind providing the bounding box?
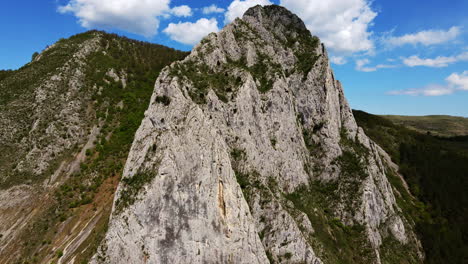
[354,110,468,264]
[95,5,423,264]
[0,31,187,263]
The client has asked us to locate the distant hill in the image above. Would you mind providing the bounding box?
[354,110,468,264]
[0,30,187,264]
[382,115,468,137]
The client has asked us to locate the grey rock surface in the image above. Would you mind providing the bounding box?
[94,5,422,264]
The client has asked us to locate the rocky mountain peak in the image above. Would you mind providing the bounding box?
[243,5,309,35]
[92,4,423,264]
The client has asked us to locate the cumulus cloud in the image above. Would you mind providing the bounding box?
[163,18,219,45]
[58,0,171,37]
[402,52,468,68]
[355,59,395,72]
[203,4,225,14]
[388,71,468,96]
[387,26,461,47]
[225,0,272,23]
[280,0,377,55]
[330,56,347,65]
[223,0,377,58]
[171,5,192,17]
[447,71,468,90]
[403,56,456,68]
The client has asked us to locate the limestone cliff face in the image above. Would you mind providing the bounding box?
[95,5,423,264]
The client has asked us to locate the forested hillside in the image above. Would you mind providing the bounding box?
[354,110,468,264]
[383,115,468,137]
[0,30,187,263]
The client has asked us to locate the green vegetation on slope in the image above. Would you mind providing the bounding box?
[0,30,187,189]
[168,11,322,106]
[284,183,375,264]
[0,70,13,82]
[354,110,468,264]
[230,129,399,263]
[2,30,187,263]
[382,114,468,137]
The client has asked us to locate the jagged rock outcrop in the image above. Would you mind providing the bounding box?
[95,5,422,264]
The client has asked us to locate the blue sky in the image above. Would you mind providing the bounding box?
[1,0,467,116]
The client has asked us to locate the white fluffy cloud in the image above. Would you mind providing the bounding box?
[402,52,468,68]
[58,0,171,37]
[223,0,377,57]
[355,59,395,72]
[330,56,347,65]
[388,71,468,96]
[280,0,377,55]
[225,0,272,23]
[447,71,468,91]
[387,26,461,47]
[203,4,225,14]
[163,18,219,45]
[388,85,453,96]
[171,5,192,17]
[403,56,455,68]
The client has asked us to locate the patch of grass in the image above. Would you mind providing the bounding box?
[234,171,250,190]
[169,60,238,104]
[226,52,282,94]
[382,114,468,137]
[340,128,369,157]
[284,184,375,263]
[337,150,367,179]
[379,235,420,264]
[248,53,282,93]
[333,131,371,213]
[231,19,264,45]
[279,29,321,80]
[266,250,275,263]
[229,147,264,203]
[0,69,13,82]
[155,95,171,106]
[230,148,246,161]
[115,171,158,214]
[270,137,277,148]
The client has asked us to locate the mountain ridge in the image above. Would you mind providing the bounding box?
[381,114,468,137]
[0,30,187,264]
[93,5,422,263]
[0,5,434,264]
[354,110,468,264]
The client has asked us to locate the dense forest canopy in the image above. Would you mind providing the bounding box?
[354,110,468,264]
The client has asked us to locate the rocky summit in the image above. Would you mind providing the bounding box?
[0,4,430,264]
[92,5,423,264]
